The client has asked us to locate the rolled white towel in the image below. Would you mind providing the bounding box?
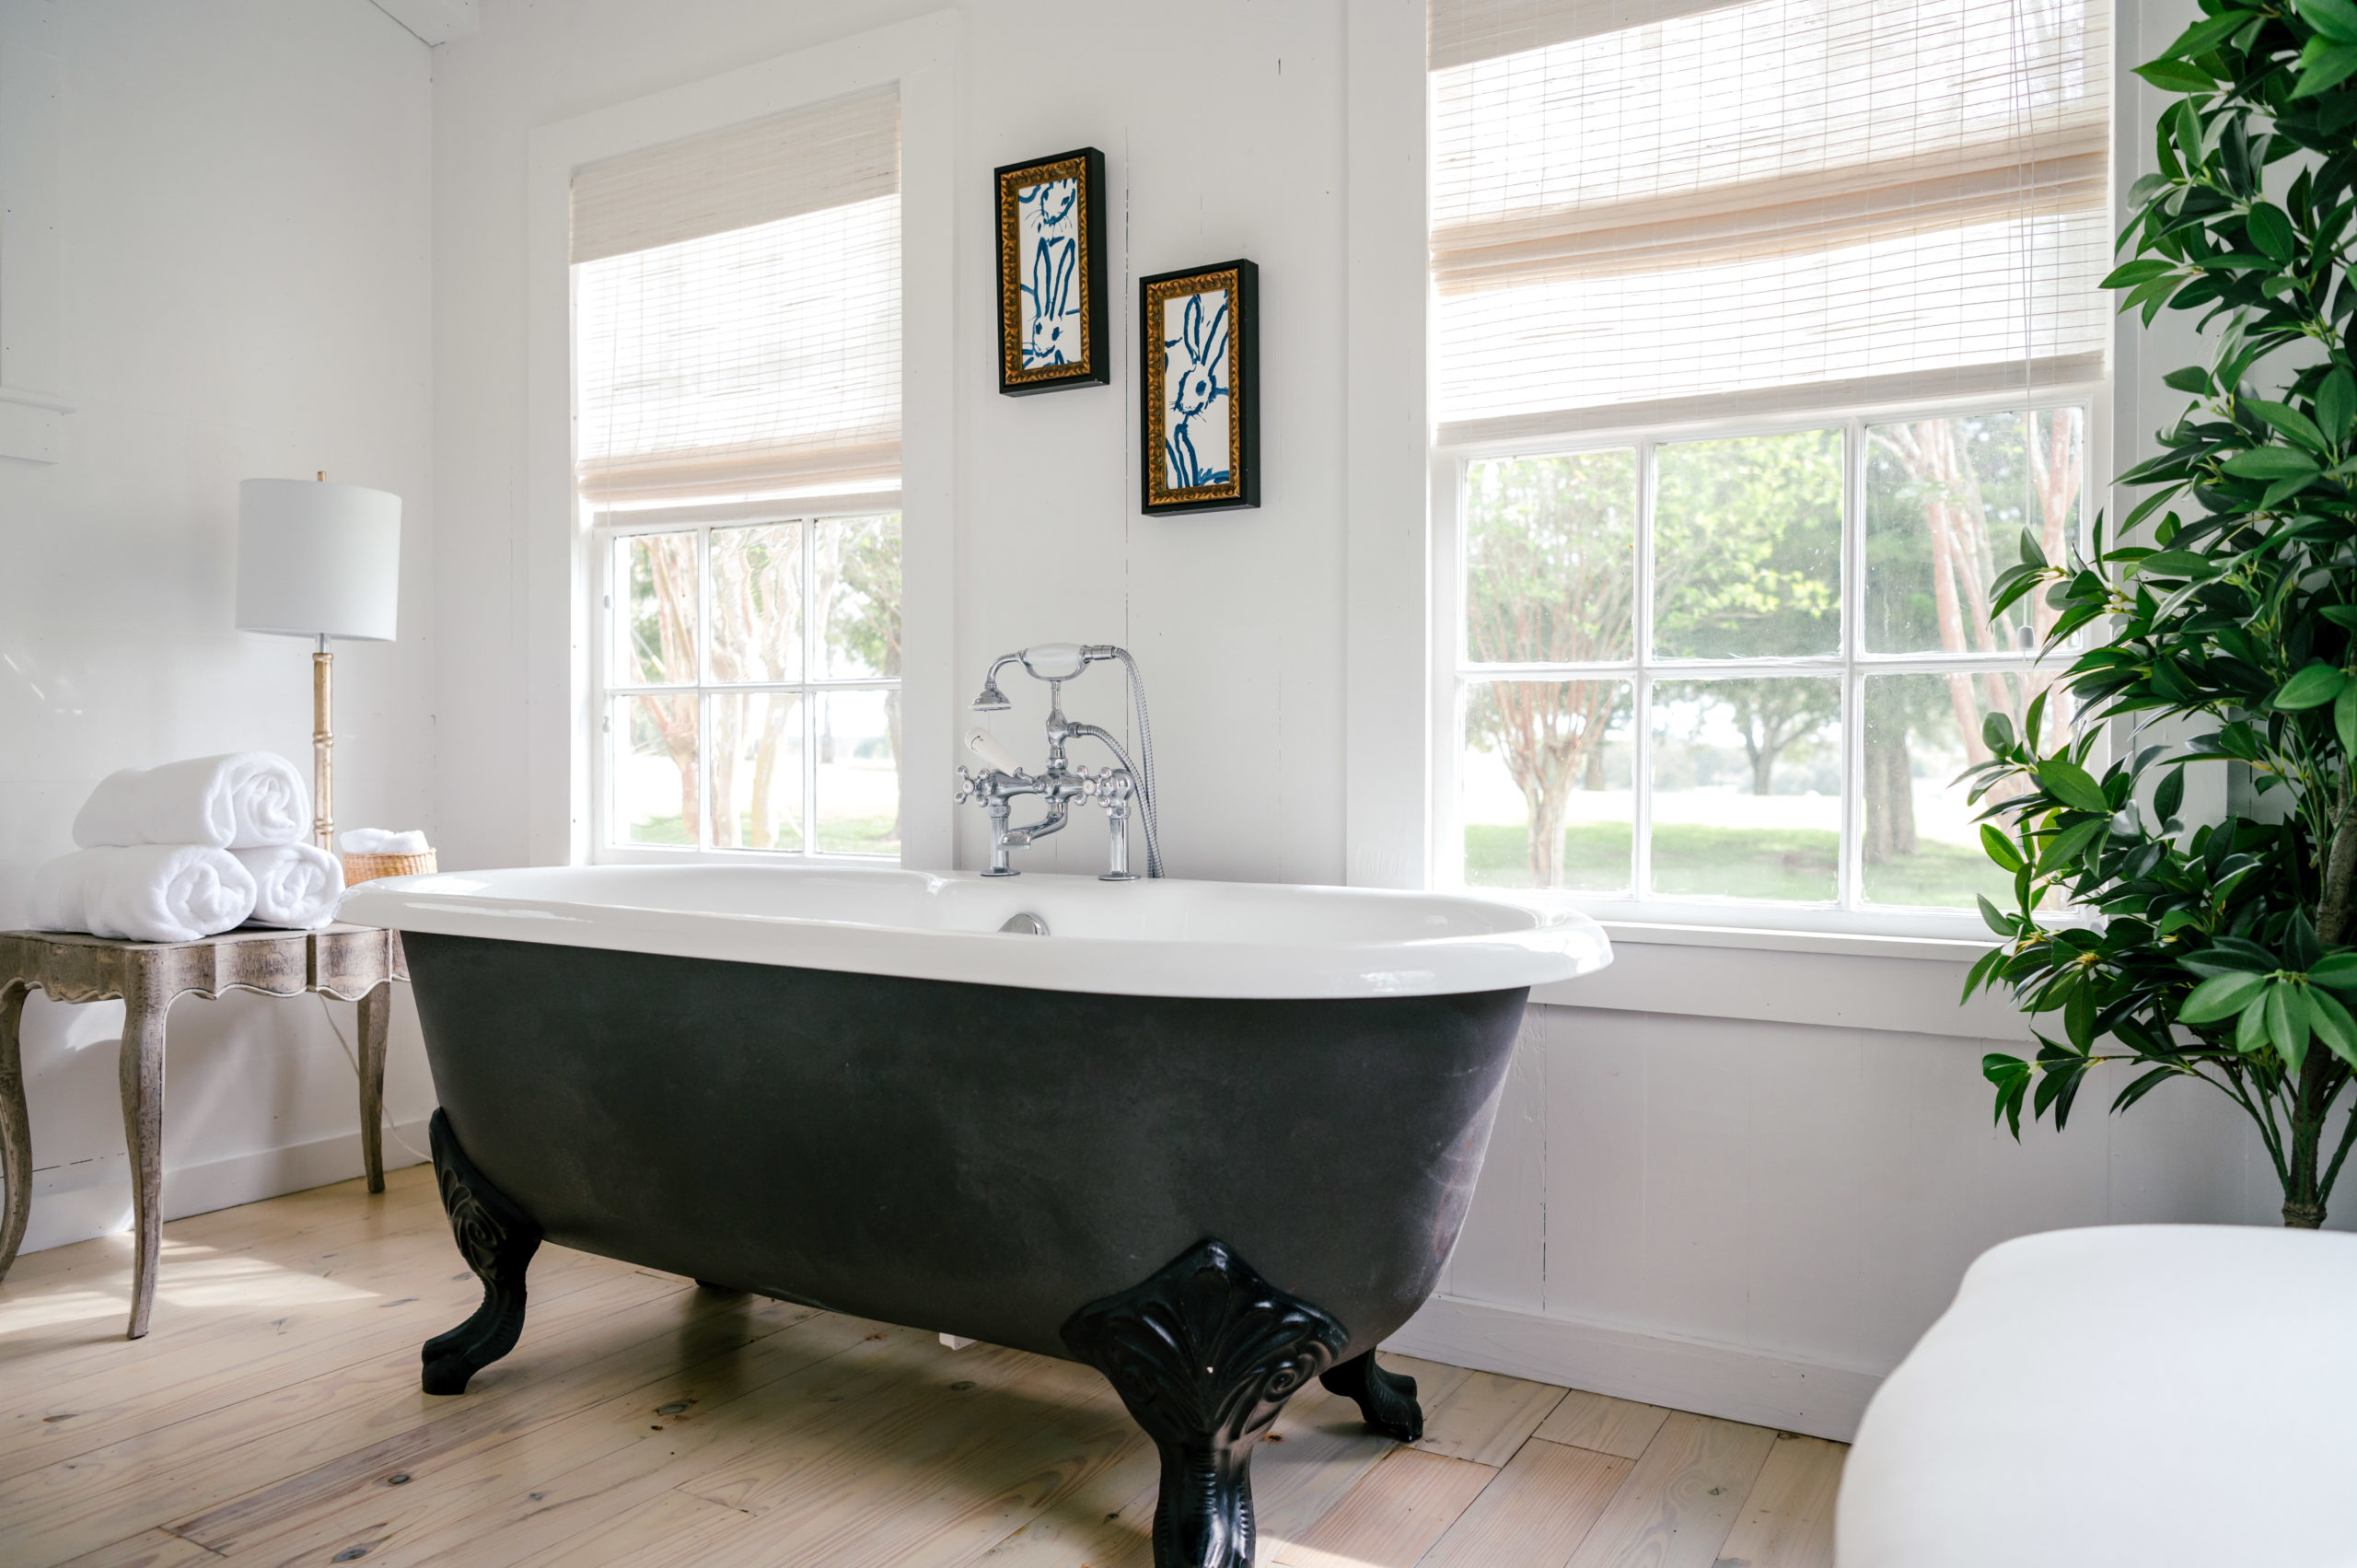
[233,843,344,930]
[339,828,430,855]
[30,846,259,943]
[73,753,310,850]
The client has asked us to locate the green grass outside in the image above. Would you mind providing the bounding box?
[622,812,899,856]
[1467,820,2009,908]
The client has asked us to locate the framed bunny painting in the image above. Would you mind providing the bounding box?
[1140,260,1259,514]
[994,147,1109,395]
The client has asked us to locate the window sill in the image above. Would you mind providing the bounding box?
[1593,919,1994,962]
[1532,919,2027,1040]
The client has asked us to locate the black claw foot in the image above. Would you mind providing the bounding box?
[1319,1350,1423,1442]
[1062,1239,1348,1568]
[422,1110,542,1395]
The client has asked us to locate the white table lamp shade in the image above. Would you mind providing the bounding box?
[235,478,401,641]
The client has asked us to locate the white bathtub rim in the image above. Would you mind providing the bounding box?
[340,865,1612,1000]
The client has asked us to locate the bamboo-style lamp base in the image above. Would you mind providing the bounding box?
[312,633,334,852]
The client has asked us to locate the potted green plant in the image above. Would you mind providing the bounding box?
[1973,1,2357,1227]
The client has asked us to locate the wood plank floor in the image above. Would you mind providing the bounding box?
[0,1169,1842,1567]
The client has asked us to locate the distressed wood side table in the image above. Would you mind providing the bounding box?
[0,923,406,1338]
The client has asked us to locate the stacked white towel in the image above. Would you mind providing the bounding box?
[74,753,310,851]
[32,751,339,942]
[31,846,259,943]
[233,843,343,930]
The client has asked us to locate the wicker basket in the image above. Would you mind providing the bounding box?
[343,849,438,885]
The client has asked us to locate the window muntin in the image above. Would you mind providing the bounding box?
[602,513,901,858]
[1447,404,2083,917]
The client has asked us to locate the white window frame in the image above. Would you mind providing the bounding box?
[523,12,958,871]
[1429,379,2109,940]
[594,507,903,864]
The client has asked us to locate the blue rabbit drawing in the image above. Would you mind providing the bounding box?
[1020,177,1081,368]
[1162,290,1230,489]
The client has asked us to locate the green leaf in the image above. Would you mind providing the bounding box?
[2137,58,2218,93]
[1962,946,2004,1002]
[1980,824,2025,873]
[2246,398,2328,450]
[2113,1064,2182,1114]
[1983,1053,2031,1139]
[2157,907,2205,935]
[2339,684,2357,757]
[2313,989,2357,1066]
[2223,446,2321,479]
[2154,765,2187,823]
[1977,894,2013,937]
[2104,259,2178,288]
[2135,550,2217,576]
[2063,987,2096,1053]
[2262,474,2319,508]
[2037,757,2111,813]
[2310,952,2357,987]
[2166,12,2256,57]
[2038,818,2109,874]
[2305,0,2357,42]
[2162,366,2213,395]
[2269,981,2312,1074]
[2171,99,2203,159]
[2237,994,2272,1053]
[2247,203,2297,262]
[2276,662,2348,709]
[2293,37,2357,97]
[2182,970,2269,1023]
[2319,366,2356,439]
[1983,710,2016,754]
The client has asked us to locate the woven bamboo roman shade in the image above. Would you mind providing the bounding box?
[573,87,901,506]
[1429,0,2110,446]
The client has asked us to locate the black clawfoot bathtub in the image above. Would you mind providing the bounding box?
[343,865,1608,1568]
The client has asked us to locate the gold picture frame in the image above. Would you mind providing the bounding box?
[994,148,1109,394]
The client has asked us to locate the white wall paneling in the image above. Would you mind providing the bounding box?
[1399,991,2303,1443]
[0,0,439,1257]
[0,0,72,461]
[1343,0,1433,889]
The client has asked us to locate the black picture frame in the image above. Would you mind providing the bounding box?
[1139,259,1259,515]
[994,147,1109,395]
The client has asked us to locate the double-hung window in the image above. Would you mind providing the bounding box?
[1429,0,2110,927]
[573,89,904,860]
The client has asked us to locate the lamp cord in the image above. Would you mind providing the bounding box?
[317,993,430,1167]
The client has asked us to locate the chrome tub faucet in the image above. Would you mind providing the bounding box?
[953,643,1163,880]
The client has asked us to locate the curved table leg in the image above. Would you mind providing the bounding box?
[0,980,30,1284]
[357,983,390,1193]
[118,973,168,1340]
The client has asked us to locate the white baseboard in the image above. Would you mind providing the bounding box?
[18,1115,435,1257]
[1384,1292,1886,1444]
